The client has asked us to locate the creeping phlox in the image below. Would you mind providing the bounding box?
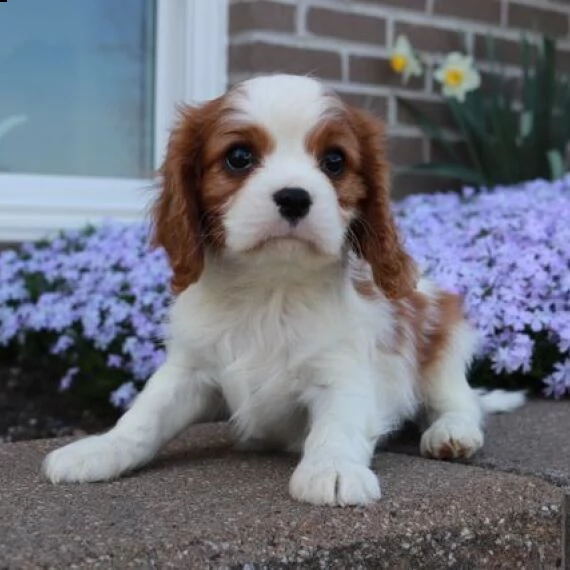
[396,175,570,398]
[0,223,170,408]
[1,177,569,407]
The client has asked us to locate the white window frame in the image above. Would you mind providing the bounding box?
[0,0,228,242]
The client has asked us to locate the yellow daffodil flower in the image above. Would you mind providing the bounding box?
[434,53,481,102]
[389,35,423,84]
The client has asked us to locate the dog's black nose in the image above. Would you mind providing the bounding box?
[273,187,312,224]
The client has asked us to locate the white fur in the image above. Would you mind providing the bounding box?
[225,78,347,257]
[474,388,527,414]
[43,75,525,505]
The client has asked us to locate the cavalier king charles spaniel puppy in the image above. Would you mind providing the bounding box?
[43,74,524,506]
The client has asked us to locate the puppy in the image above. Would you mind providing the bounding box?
[43,74,523,506]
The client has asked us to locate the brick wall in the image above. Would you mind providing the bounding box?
[228,0,570,197]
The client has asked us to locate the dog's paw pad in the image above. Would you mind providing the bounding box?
[420,416,483,460]
[289,459,381,506]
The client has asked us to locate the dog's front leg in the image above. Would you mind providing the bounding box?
[289,360,381,506]
[43,357,218,483]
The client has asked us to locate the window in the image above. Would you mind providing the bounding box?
[0,0,156,179]
[0,0,228,241]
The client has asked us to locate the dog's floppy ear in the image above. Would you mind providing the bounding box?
[349,108,417,299]
[152,104,208,294]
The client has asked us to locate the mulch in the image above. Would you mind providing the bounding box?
[0,364,115,443]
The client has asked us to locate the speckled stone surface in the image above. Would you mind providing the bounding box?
[473,400,570,488]
[0,413,565,569]
[389,401,570,488]
[561,493,570,570]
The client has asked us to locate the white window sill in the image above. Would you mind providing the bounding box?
[0,174,155,241]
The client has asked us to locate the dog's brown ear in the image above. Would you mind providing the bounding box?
[349,108,417,299]
[152,105,207,294]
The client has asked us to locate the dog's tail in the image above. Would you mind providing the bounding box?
[474,388,527,414]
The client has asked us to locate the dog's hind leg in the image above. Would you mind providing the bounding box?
[419,320,484,460]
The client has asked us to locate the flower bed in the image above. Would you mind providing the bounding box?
[1,177,569,410]
[396,175,570,397]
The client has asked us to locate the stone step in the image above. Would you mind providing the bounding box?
[1,403,568,569]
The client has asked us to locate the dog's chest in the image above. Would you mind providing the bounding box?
[205,296,330,439]
[212,298,315,387]
[181,285,349,427]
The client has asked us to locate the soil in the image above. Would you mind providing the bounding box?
[0,364,116,443]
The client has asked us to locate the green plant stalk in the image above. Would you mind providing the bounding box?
[397,33,569,188]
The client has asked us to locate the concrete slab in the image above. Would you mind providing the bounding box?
[475,400,570,488]
[561,494,570,570]
[0,422,564,569]
[387,400,570,489]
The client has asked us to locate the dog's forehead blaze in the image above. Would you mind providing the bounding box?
[196,84,370,215]
[232,75,334,137]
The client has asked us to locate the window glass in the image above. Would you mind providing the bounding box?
[0,0,156,178]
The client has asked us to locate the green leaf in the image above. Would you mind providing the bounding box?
[547,148,565,180]
[400,33,570,187]
[447,97,489,182]
[397,97,460,161]
[519,111,533,139]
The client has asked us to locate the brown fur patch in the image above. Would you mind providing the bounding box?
[201,122,274,250]
[352,278,379,299]
[344,106,418,299]
[306,116,365,209]
[421,292,464,373]
[152,94,275,294]
[307,102,417,299]
[353,278,466,379]
[394,290,465,375]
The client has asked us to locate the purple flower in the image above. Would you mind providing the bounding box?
[110,382,138,409]
[543,360,570,399]
[1,175,569,407]
[396,174,570,396]
[59,367,79,392]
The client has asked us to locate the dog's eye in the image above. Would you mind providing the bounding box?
[225,145,255,172]
[320,149,345,178]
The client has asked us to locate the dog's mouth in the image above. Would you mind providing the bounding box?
[247,235,320,255]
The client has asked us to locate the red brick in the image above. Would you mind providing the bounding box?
[396,98,455,130]
[394,22,464,54]
[339,93,388,118]
[433,0,501,24]
[430,140,470,165]
[358,0,427,11]
[229,43,342,80]
[391,172,460,198]
[475,35,570,72]
[474,35,524,66]
[307,7,386,44]
[508,3,568,37]
[478,71,520,99]
[229,1,296,34]
[387,136,425,166]
[349,55,424,89]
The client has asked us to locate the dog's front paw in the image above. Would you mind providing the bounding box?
[289,459,381,506]
[43,435,131,483]
[420,414,483,460]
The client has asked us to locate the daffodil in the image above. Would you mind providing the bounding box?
[434,53,481,102]
[389,35,423,84]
